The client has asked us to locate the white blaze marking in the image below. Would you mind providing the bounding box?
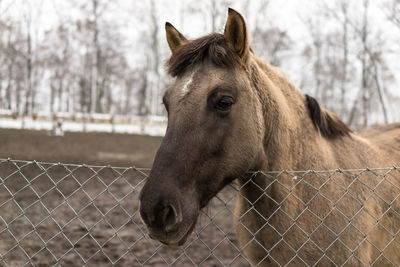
[180,72,195,97]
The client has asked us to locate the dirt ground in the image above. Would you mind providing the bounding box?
[0,129,249,266]
[0,129,163,168]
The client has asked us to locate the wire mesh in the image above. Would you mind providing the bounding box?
[0,159,399,266]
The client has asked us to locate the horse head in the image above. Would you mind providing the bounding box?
[139,8,266,246]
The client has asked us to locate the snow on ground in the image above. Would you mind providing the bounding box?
[0,117,167,137]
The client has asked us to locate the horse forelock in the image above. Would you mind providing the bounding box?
[167,33,241,77]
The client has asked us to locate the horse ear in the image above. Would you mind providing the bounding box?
[165,22,187,52]
[224,8,249,59]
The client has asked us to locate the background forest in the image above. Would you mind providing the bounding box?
[0,0,400,129]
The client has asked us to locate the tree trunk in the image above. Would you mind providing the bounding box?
[340,1,349,118]
[371,60,389,123]
[91,0,99,114]
[25,27,32,116]
[5,63,13,110]
[50,77,55,113]
[150,0,160,115]
[138,70,148,115]
[360,0,370,128]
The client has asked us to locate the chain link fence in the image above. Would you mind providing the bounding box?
[0,159,399,266]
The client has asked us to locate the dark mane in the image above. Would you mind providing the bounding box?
[167,33,241,77]
[305,94,351,138]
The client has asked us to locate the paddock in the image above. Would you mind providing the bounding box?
[0,129,399,266]
[1,162,399,266]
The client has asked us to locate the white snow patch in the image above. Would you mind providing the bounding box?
[0,117,167,137]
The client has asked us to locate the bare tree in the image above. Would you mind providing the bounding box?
[347,0,390,126]
[322,0,352,115]
[0,0,396,124]
[23,4,33,116]
[384,0,400,29]
[301,0,391,127]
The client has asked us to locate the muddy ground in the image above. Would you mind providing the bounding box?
[0,129,250,266]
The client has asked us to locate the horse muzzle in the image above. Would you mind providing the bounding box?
[146,217,196,247]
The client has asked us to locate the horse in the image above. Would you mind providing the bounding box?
[139,8,400,266]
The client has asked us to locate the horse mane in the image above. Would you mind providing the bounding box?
[167,33,241,77]
[305,94,351,138]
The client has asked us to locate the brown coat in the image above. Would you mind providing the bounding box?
[139,8,400,266]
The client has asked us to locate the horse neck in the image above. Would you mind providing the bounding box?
[239,57,337,209]
[249,57,329,172]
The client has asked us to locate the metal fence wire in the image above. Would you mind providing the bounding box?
[0,159,399,266]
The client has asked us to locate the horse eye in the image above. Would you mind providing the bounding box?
[215,96,233,111]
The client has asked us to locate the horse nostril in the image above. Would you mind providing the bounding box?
[162,204,180,232]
